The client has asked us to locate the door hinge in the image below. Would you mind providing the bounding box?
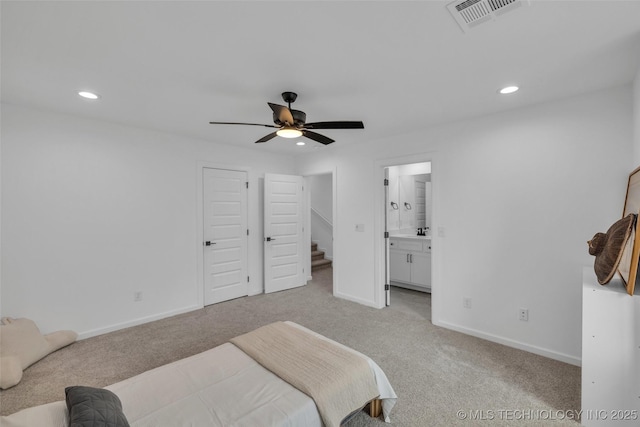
[247,276,250,283]
[385,284,390,291]
[384,178,389,186]
[247,229,249,236]
[246,181,249,189]
[384,231,389,238]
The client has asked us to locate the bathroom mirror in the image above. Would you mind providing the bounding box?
[399,174,430,229]
[387,162,432,233]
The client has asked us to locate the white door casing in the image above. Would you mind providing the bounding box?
[384,168,391,306]
[203,168,249,305]
[264,173,306,293]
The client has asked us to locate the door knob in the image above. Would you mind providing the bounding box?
[204,241,216,246]
[265,237,276,242]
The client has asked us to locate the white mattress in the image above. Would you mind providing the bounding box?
[109,342,322,426]
[1,322,397,427]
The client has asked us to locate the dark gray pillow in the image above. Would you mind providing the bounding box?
[65,386,130,427]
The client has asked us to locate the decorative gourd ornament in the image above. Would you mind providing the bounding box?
[588,213,636,285]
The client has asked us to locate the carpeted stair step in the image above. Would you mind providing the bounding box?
[311,241,331,271]
[312,258,332,271]
[312,250,325,261]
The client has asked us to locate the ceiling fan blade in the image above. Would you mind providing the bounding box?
[302,130,334,145]
[255,132,278,143]
[209,121,278,128]
[304,121,364,130]
[268,103,294,126]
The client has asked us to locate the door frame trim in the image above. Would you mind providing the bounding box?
[197,162,251,308]
[374,153,440,323]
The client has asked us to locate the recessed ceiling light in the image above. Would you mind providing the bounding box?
[78,91,100,100]
[498,86,519,95]
[296,141,306,146]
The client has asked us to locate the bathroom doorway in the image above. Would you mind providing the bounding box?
[376,155,438,322]
[386,162,432,299]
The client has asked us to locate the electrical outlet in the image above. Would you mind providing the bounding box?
[518,308,528,321]
[134,291,143,302]
[463,297,472,309]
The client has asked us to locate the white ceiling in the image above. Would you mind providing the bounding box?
[2,1,640,154]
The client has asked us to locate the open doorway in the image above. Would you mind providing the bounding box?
[385,161,432,303]
[305,172,335,294]
[375,155,437,322]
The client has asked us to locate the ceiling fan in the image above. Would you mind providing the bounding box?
[209,91,364,145]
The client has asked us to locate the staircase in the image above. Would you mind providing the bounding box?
[311,242,332,272]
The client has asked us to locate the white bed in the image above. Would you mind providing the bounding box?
[1,322,397,427]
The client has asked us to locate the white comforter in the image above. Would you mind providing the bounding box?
[1,322,397,427]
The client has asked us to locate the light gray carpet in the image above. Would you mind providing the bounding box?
[0,268,580,425]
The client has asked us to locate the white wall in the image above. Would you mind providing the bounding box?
[634,66,640,166]
[308,174,333,221]
[296,86,633,364]
[1,104,296,337]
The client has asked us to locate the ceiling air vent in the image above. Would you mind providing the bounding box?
[447,0,530,32]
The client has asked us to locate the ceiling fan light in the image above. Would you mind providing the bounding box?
[276,128,303,138]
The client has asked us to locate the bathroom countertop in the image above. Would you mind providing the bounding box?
[389,234,431,240]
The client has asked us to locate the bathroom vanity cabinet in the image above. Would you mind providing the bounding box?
[389,236,431,292]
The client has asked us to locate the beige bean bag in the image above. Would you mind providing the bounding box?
[0,317,77,389]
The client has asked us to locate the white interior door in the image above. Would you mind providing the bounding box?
[264,173,306,293]
[203,168,248,305]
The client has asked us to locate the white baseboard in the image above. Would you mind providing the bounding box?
[434,319,581,366]
[334,291,381,309]
[77,305,202,340]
